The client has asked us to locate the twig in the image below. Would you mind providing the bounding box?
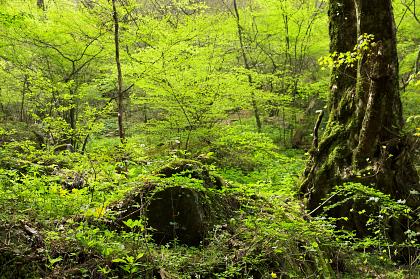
[308,190,342,215]
[312,110,324,149]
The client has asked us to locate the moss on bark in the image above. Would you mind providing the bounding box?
[300,0,420,240]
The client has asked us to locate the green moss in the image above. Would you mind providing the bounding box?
[327,145,347,166]
[155,159,223,189]
[319,123,345,151]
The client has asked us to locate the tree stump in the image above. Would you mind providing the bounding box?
[147,187,221,245]
[109,160,237,246]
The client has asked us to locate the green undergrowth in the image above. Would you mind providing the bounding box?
[0,127,419,278]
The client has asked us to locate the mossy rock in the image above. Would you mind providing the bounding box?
[155,159,224,189]
[109,181,238,246]
[146,186,239,246]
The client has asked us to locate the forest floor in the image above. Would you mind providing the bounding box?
[0,120,419,279]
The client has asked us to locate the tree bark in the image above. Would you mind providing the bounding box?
[300,0,419,234]
[112,0,125,143]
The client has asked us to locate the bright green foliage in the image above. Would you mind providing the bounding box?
[320,182,419,263]
[319,33,376,69]
[0,0,418,278]
[0,1,107,149]
[391,1,420,137]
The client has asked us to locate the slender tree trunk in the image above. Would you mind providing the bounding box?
[112,0,125,143]
[37,0,45,10]
[20,75,28,122]
[69,86,77,147]
[233,0,262,133]
[65,62,78,148]
[300,0,419,235]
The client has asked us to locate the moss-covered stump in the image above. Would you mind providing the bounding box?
[147,186,236,246]
[155,159,224,189]
[109,182,238,246]
[107,159,236,246]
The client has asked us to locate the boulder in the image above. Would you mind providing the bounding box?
[146,186,235,246]
[109,184,238,246]
[107,160,238,246]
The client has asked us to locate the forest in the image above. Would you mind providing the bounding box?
[0,0,419,278]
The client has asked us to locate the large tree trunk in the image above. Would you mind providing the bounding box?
[300,0,419,236]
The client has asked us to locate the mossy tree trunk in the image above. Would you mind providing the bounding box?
[300,0,419,231]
